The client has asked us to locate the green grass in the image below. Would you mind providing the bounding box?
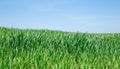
[0,27,120,69]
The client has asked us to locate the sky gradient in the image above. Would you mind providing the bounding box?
[0,0,120,33]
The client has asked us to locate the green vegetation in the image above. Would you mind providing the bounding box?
[0,27,120,69]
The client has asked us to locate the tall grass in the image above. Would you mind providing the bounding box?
[0,27,120,69]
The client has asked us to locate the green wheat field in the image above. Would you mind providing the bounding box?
[0,27,120,69]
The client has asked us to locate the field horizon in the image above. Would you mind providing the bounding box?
[1,27,120,34]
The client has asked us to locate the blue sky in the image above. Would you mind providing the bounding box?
[0,0,120,33]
